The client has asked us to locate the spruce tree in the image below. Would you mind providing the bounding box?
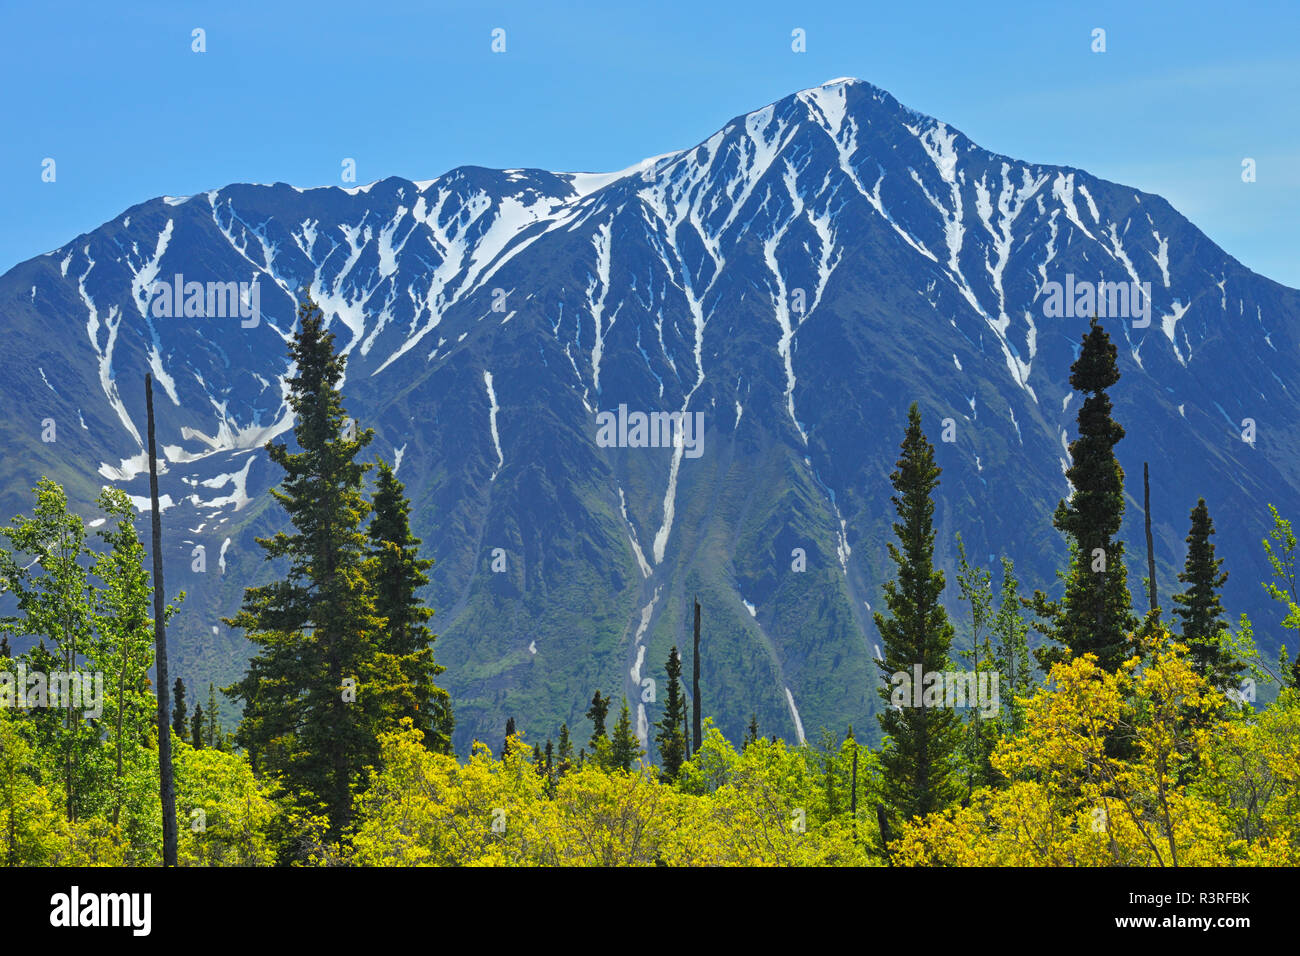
[367,461,453,753]
[191,703,203,750]
[743,713,760,749]
[205,683,220,750]
[556,723,574,777]
[609,698,641,772]
[955,536,999,795]
[540,740,555,796]
[819,729,842,817]
[172,679,187,740]
[502,716,517,758]
[225,296,386,837]
[874,403,963,825]
[1172,499,1241,689]
[585,691,610,754]
[654,646,687,782]
[1050,318,1135,671]
[993,558,1034,735]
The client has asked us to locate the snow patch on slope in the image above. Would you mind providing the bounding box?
[784,687,806,745]
[484,370,504,480]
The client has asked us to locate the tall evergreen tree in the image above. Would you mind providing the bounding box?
[367,461,453,753]
[191,703,204,750]
[205,683,220,750]
[874,403,963,826]
[1048,318,1135,672]
[556,722,574,778]
[224,296,387,838]
[654,646,687,782]
[1172,499,1241,689]
[609,698,641,772]
[502,716,517,758]
[171,679,187,740]
[585,691,610,754]
[955,536,999,795]
[743,714,760,749]
[819,729,843,817]
[993,558,1034,736]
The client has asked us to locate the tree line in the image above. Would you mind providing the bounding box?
[0,304,1296,866]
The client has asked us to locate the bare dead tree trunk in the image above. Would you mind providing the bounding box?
[691,596,701,751]
[876,803,893,865]
[681,703,689,761]
[1145,462,1158,615]
[146,375,178,867]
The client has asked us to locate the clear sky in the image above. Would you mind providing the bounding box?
[2,0,1297,286]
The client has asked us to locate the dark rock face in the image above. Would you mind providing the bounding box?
[3,78,1295,750]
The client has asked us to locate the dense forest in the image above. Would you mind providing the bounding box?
[1,299,1296,867]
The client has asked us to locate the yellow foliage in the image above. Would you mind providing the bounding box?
[898,628,1275,866]
[343,719,879,866]
[174,742,277,866]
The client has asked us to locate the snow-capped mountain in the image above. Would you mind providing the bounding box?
[4,77,1298,749]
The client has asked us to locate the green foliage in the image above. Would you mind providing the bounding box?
[873,404,963,827]
[1172,499,1241,690]
[367,461,453,754]
[0,481,179,841]
[1262,505,1300,688]
[994,558,1035,735]
[555,722,574,778]
[654,647,686,782]
[205,683,222,750]
[173,742,277,866]
[2,356,1297,869]
[0,479,101,821]
[955,536,1001,795]
[191,703,203,750]
[172,679,187,739]
[608,698,641,772]
[585,690,610,756]
[224,297,389,839]
[1050,318,1135,672]
[1191,689,1300,861]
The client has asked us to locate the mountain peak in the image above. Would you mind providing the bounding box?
[814,76,864,89]
[7,79,1297,750]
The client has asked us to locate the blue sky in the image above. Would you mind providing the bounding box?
[2,0,1297,285]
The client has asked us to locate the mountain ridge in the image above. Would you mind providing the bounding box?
[3,76,1297,751]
